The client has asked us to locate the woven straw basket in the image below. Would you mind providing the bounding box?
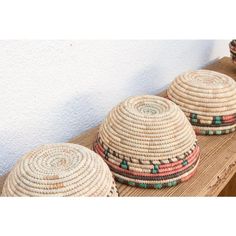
[2,143,118,197]
[94,95,200,189]
[229,40,236,64]
[167,70,236,135]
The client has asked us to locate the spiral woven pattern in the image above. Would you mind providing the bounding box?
[2,143,118,197]
[229,40,236,64]
[167,70,236,135]
[94,95,199,189]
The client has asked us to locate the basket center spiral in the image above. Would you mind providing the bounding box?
[131,97,170,117]
[49,156,68,168]
[137,104,159,115]
[195,75,225,85]
[31,148,81,174]
[187,71,229,88]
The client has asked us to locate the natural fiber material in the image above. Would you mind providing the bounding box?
[194,126,236,135]
[114,159,198,189]
[2,143,118,197]
[94,137,198,171]
[229,40,236,64]
[94,95,199,188]
[167,70,236,135]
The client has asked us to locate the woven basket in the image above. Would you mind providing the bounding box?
[229,40,236,64]
[2,143,118,197]
[94,95,200,189]
[167,70,236,135]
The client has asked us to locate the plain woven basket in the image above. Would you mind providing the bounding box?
[94,95,200,189]
[167,70,236,135]
[2,143,118,197]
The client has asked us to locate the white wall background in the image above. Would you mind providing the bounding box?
[0,40,230,175]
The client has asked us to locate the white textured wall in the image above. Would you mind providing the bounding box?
[0,40,229,175]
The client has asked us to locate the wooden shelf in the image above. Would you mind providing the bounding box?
[1,57,236,196]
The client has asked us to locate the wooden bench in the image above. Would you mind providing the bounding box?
[1,57,236,196]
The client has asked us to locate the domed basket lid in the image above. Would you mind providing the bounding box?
[98,95,197,162]
[2,143,118,197]
[167,70,236,117]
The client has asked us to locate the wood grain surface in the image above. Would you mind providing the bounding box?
[1,57,236,196]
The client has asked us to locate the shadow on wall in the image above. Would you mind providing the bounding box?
[126,66,171,97]
[48,92,103,142]
[49,40,215,142]
[0,144,17,175]
[125,40,215,96]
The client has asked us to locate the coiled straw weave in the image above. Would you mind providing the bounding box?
[94,95,199,189]
[167,70,236,135]
[2,143,118,197]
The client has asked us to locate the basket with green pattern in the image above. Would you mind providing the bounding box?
[167,70,236,135]
[94,95,200,188]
